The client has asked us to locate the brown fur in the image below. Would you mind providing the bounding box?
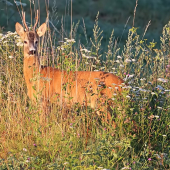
[15,22,124,112]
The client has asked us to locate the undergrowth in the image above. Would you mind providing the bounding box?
[0,3,170,170]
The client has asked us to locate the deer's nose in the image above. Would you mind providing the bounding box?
[29,50,36,55]
[29,46,36,55]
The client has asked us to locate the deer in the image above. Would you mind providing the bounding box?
[15,11,124,122]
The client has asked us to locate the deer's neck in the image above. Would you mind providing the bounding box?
[23,54,40,85]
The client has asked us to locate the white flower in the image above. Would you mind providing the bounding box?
[125,58,131,63]
[80,48,90,53]
[120,64,124,68]
[157,78,168,83]
[25,160,30,163]
[151,92,155,95]
[157,106,162,109]
[112,67,116,70]
[64,162,69,165]
[154,115,159,118]
[139,88,148,92]
[115,87,119,90]
[9,56,14,59]
[23,148,27,152]
[165,89,170,92]
[115,60,120,63]
[117,55,122,59]
[126,95,131,99]
[112,98,115,100]
[132,59,136,62]
[16,42,23,46]
[156,85,164,91]
[129,74,134,78]
[140,78,146,81]
[162,135,167,137]
[154,154,161,159]
[66,38,76,43]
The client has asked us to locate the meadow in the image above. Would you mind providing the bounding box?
[0,1,170,170]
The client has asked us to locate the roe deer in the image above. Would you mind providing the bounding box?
[15,11,124,120]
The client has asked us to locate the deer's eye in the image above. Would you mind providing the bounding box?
[35,41,38,44]
[24,41,27,44]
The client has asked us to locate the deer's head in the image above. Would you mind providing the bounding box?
[15,10,47,57]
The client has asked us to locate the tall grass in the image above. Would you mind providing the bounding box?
[0,1,170,170]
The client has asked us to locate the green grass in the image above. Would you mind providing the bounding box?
[0,3,170,170]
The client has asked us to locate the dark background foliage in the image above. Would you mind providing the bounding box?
[1,0,170,49]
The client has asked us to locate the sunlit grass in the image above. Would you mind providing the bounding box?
[0,10,170,170]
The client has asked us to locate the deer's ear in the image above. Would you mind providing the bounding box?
[37,23,47,37]
[15,22,25,40]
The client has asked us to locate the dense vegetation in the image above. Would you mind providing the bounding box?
[1,0,170,49]
[0,0,170,169]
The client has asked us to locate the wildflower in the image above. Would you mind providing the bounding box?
[66,38,76,43]
[23,148,27,152]
[128,74,134,78]
[64,162,69,165]
[156,85,164,91]
[132,59,136,62]
[140,78,146,81]
[154,154,161,159]
[117,55,122,59]
[121,167,131,170]
[126,95,131,99]
[154,115,159,118]
[9,56,14,59]
[120,64,124,68]
[16,42,23,46]
[115,87,119,90]
[115,60,120,63]
[139,88,149,92]
[25,160,30,163]
[162,135,167,137]
[112,67,116,70]
[157,106,162,109]
[33,144,37,147]
[148,158,152,161]
[148,115,154,119]
[151,92,155,95]
[125,58,131,63]
[157,78,168,83]
[112,98,115,100]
